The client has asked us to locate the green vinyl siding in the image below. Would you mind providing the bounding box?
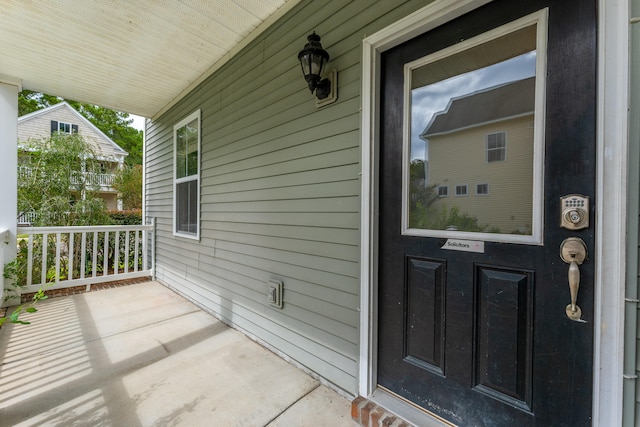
[144,0,436,394]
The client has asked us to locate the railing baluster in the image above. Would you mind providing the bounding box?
[103,231,109,276]
[27,234,33,286]
[81,232,87,279]
[41,233,48,286]
[143,222,149,272]
[68,232,74,281]
[142,228,147,272]
[92,231,98,278]
[124,230,130,274]
[55,233,61,283]
[134,230,140,272]
[114,231,120,274]
[151,217,156,280]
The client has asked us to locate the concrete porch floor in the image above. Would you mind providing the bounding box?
[0,281,357,426]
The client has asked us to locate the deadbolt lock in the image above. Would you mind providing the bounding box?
[560,194,589,230]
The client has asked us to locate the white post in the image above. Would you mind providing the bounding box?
[117,158,124,210]
[0,76,21,307]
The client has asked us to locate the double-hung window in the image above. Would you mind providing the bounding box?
[486,131,506,162]
[173,110,201,239]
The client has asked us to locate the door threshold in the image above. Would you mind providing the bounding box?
[359,387,456,427]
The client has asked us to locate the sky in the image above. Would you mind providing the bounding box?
[410,51,536,160]
[130,114,146,132]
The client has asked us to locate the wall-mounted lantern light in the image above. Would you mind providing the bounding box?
[298,32,337,106]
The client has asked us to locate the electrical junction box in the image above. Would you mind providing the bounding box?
[267,280,283,309]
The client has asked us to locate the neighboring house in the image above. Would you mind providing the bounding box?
[421,77,535,234]
[1,1,637,426]
[17,102,128,218]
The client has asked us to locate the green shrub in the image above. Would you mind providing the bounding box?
[108,209,142,225]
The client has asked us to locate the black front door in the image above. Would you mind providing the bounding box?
[377,1,596,426]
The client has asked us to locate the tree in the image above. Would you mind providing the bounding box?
[18,90,143,165]
[19,133,112,226]
[408,159,486,232]
[112,164,143,210]
[18,91,60,116]
[68,102,144,165]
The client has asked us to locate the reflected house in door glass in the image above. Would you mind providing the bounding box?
[420,77,535,234]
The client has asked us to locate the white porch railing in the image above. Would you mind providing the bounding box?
[70,171,116,187]
[19,167,116,188]
[17,211,37,225]
[16,221,155,294]
[18,165,32,180]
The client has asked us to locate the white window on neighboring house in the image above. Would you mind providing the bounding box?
[486,131,506,162]
[476,183,489,195]
[59,122,71,133]
[455,184,468,196]
[437,185,448,197]
[173,110,201,239]
[50,120,78,134]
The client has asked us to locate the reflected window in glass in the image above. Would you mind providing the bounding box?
[455,185,468,196]
[487,132,506,163]
[476,183,489,196]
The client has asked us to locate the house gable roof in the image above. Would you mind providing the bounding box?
[421,77,535,139]
[18,102,128,160]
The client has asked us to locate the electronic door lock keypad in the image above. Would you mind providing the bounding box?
[560,194,589,230]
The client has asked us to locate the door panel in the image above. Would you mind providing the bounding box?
[474,265,533,410]
[405,256,446,374]
[377,1,596,426]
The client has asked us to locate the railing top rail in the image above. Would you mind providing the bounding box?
[17,224,153,234]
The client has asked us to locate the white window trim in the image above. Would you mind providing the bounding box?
[400,9,546,246]
[437,185,448,197]
[172,109,201,240]
[360,1,628,426]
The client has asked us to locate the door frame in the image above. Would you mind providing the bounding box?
[358,0,629,425]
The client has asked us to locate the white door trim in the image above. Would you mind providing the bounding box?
[358,1,628,425]
[593,0,628,424]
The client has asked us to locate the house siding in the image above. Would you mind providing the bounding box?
[427,116,535,234]
[18,104,126,160]
[144,0,435,394]
[18,103,127,214]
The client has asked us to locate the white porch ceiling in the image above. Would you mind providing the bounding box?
[0,0,301,119]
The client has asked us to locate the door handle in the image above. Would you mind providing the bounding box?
[559,237,587,321]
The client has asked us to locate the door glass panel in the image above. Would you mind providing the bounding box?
[405,22,544,243]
